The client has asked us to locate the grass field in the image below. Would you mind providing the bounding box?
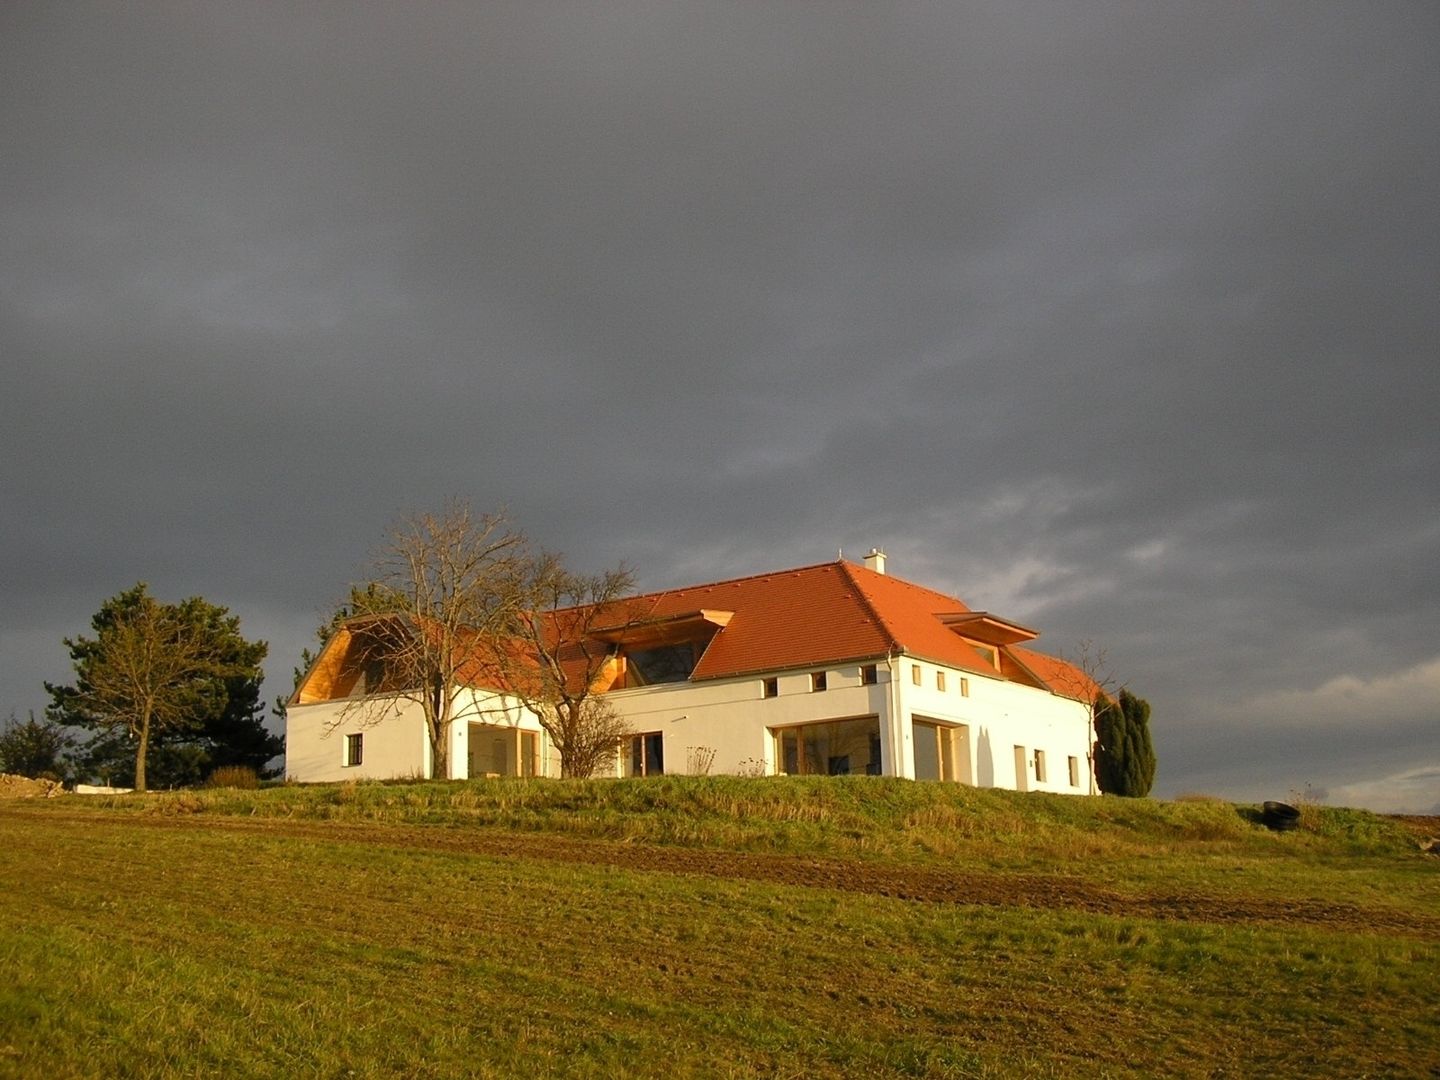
[2,778,1437,1078]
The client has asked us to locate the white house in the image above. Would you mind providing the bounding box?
[284,552,1101,793]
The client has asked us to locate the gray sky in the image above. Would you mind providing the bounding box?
[3,3,1437,811]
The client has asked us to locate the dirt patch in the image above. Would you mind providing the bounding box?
[21,809,1438,939]
[0,774,64,800]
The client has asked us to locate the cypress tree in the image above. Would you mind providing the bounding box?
[1118,689,1156,796]
[1094,689,1156,797]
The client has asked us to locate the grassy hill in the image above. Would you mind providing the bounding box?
[2,778,1437,1077]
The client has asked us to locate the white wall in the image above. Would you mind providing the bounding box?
[894,656,1094,794]
[286,655,1094,794]
[603,662,890,777]
[285,695,427,782]
[285,688,547,782]
[602,654,1093,794]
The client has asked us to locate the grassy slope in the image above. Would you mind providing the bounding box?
[2,778,1437,1078]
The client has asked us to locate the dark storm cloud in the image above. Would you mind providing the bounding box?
[2,3,1436,807]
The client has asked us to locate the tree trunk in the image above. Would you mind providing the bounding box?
[427,681,449,780]
[431,732,448,780]
[134,711,151,793]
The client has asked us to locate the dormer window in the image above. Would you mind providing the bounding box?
[359,655,386,695]
[626,643,698,685]
[935,612,1035,674]
[588,608,732,689]
[965,641,999,671]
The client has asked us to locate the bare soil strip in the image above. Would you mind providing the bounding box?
[17,808,1440,938]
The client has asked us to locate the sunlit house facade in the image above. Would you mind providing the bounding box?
[284,552,1100,793]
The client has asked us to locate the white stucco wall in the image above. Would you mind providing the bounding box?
[285,688,547,782]
[604,654,1093,793]
[285,655,1094,793]
[285,695,427,782]
[893,656,1094,793]
[602,662,890,777]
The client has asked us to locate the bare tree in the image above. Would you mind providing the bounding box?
[1056,639,1120,797]
[347,502,527,779]
[1055,639,1116,704]
[498,553,638,778]
[46,588,251,792]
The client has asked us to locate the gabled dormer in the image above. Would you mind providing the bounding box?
[585,609,733,689]
[291,617,405,704]
[934,611,1038,673]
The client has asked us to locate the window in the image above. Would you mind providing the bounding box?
[959,677,970,698]
[626,643,697,685]
[344,733,363,767]
[626,732,664,777]
[860,664,878,685]
[762,677,779,698]
[1068,755,1080,788]
[911,664,922,686]
[361,657,385,694]
[773,716,882,776]
[811,671,827,692]
[1034,749,1047,783]
[967,641,999,670]
[936,671,946,692]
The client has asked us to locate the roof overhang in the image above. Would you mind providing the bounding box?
[936,611,1038,646]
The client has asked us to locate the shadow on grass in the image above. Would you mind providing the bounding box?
[1235,806,1265,828]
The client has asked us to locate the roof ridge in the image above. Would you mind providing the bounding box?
[844,559,973,612]
[835,560,903,654]
[616,558,857,606]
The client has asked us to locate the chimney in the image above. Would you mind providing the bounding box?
[864,548,886,575]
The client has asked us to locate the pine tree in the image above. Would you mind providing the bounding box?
[47,584,275,790]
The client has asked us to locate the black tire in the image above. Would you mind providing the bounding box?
[1262,800,1301,831]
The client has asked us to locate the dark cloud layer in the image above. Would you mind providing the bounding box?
[3,3,1437,809]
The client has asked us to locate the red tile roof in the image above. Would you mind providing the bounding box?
[1007,645,1104,703]
[299,559,1096,705]
[576,559,1091,695]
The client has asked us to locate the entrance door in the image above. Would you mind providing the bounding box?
[1013,745,1029,792]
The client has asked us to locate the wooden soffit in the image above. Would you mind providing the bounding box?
[935,611,1039,646]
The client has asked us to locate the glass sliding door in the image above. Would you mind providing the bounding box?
[772,716,882,776]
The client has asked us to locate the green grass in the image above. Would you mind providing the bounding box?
[2,779,1437,1077]
[54,775,1436,905]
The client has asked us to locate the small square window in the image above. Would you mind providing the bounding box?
[911,664,922,686]
[811,671,828,692]
[936,671,946,692]
[860,664,878,685]
[959,677,970,698]
[762,677,778,698]
[344,733,363,767]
